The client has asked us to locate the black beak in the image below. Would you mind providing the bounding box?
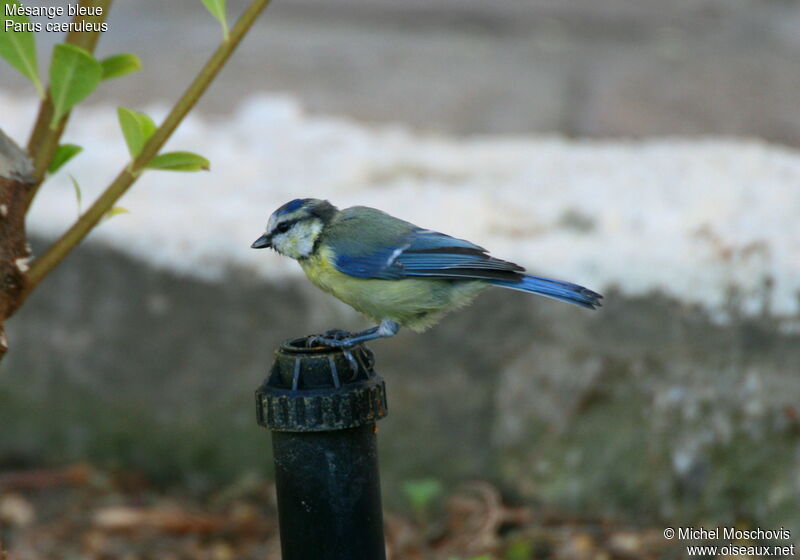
[251,233,272,249]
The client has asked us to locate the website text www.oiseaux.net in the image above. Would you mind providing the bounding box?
[663,526,795,557]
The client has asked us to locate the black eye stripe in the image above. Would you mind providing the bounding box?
[274,219,297,234]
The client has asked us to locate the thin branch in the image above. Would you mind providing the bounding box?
[25,0,112,209]
[25,0,273,294]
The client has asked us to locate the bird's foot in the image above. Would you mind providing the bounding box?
[307,327,378,349]
[320,328,354,340]
[307,329,359,349]
[307,320,398,349]
[301,331,364,381]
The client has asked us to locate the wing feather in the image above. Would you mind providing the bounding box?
[329,211,524,282]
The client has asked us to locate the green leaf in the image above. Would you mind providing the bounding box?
[117,107,156,159]
[48,143,83,175]
[104,206,129,220]
[69,174,82,216]
[402,478,443,516]
[100,53,142,81]
[147,151,210,172]
[201,0,229,40]
[0,1,43,97]
[48,44,102,128]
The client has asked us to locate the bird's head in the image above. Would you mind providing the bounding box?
[251,198,338,259]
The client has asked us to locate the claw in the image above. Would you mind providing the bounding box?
[307,335,322,347]
[342,347,360,380]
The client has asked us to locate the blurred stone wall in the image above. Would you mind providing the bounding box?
[2,239,798,530]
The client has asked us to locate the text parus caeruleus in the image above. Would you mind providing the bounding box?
[252,199,602,347]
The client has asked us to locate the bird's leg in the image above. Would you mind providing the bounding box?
[311,319,399,349]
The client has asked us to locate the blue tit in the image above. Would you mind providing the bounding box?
[251,198,602,347]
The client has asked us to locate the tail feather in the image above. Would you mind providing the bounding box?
[490,274,603,309]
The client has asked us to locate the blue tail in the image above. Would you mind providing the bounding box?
[490,274,603,309]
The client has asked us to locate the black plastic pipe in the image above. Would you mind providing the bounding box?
[255,337,388,560]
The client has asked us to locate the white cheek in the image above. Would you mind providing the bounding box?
[271,221,323,258]
[295,236,315,257]
[271,233,289,254]
[296,222,324,257]
[271,231,313,258]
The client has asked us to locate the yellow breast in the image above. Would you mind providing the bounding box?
[298,246,487,332]
[299,247,397,321]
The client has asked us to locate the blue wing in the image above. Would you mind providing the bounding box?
[328,207,602,309]
[333,221,523,282]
